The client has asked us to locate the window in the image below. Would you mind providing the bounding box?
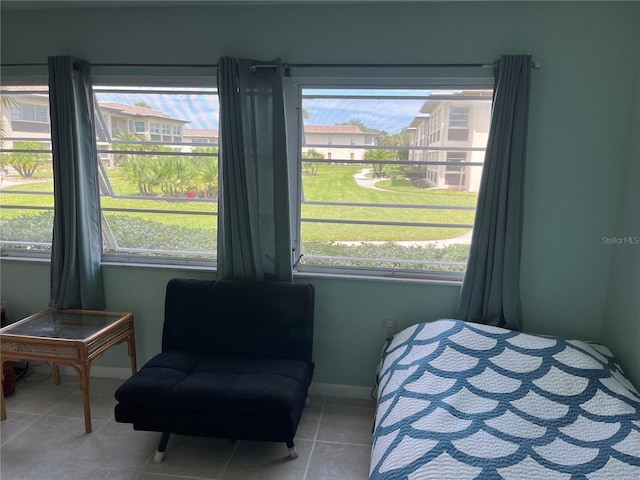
[449,107,469,127]
[150,122,161,134]
[10,103,49,123]
[288,80,493,279]
[172,125,181,136]
[0,86,54,257]
[133,121,145,134]
[445,152,468,190]
[93,84,219,264]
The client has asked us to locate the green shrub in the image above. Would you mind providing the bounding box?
[0,211,54,245]
[104,215,216,257]
[300,241,469,272]
[121,154,218,198]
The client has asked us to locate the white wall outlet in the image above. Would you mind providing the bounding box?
[382,319,397,339]
[383,319,396,330]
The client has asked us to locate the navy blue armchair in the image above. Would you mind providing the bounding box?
[114,278,315,461]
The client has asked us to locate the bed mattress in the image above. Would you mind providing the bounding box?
[371,319,640,479]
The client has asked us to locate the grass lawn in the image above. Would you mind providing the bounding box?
[1,164,478,243]
[301,165,477,241]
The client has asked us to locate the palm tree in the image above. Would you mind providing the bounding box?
[302,148,323,175]
[363,148,395,178]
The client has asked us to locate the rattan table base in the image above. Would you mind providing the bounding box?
[0,308,137,433]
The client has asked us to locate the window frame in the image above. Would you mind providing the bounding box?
[0,81,54,260]
[283,75,494,282]
[89,72,220,268]
[133,120,146,134]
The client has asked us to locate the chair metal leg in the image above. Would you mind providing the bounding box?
[153,432,171,463]
[286,440,298,460]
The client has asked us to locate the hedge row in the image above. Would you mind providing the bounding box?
[0,213,468,271]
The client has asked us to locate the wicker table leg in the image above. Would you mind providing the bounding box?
[53,364,61,385]
[0,369,5,421]
[127,334,137,374]
[78,362,92,433]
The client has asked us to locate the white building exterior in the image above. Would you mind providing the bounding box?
[407,91,492,192]
[182,129,218,145]
[303,124,377,161]
[1,86,51,147]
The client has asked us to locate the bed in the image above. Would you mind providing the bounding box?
[371,319,640,480]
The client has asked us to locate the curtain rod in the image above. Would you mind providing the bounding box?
[253,61,542,71]
[0,63,217,68]
[2,61,542,70]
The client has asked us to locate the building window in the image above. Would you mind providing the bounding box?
[10,103,49,123]
[449,107,469,127]
[445,151,467,190]
[172,125,181,136]
[0,86,54,258]
[150,122,161,134]
[291,82,492,278]
[94,84,219,265]
[134,121,145,134]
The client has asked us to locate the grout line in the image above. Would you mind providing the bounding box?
[218,437,241,479]
[302,400,325,480]
[313,439,373,447]
[0,412,43,446]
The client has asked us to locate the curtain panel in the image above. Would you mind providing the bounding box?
[48,56,105,309]
[455,54,532,331]
[216,57,293,282]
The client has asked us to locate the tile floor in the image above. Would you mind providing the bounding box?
[1,369,375,480]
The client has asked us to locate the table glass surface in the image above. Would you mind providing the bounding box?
[1,310,125,340]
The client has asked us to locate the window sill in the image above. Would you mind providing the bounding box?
[0,254,51,264]
[294,269,463,287]
[0,255,463,286]
[100,260,216,272]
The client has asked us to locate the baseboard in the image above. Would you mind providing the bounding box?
[308,382,374,400]
[30,364,375,400]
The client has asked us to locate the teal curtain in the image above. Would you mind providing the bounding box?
[456,55,532,330]
[216,57,292,282]
[48,56,105,309]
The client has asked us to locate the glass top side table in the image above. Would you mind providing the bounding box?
[0,308,137,433]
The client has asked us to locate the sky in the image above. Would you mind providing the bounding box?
[94,88,469,134]
[95,90,219,131]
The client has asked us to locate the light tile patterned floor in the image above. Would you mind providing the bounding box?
[1,370,375,480]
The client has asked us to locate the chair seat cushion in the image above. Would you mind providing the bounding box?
[115,351,313,418]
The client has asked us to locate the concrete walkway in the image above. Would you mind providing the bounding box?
[351,167,473,247]
[353,168,387,191]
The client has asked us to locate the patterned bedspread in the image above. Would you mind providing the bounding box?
[370,319,640,479]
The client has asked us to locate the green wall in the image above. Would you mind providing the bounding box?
[602,3,640,388]
[1,1,638,388]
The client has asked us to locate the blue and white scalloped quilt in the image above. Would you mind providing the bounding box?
[371,319,640,480]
